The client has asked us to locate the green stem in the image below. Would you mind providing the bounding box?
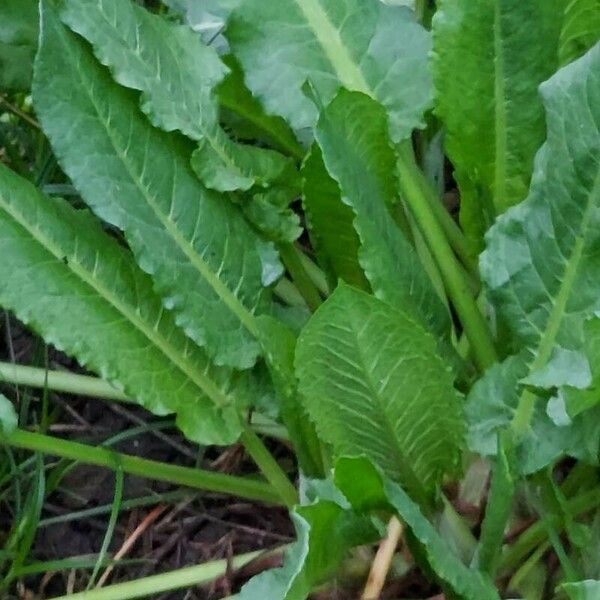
[396,142,497,371]
[274,277,307,307]
[278,243,323,312]
[297,252,329,296]
[240,425,298,508]
[1,429,283,506]
[47,547,281,600]
[0,362,288,440]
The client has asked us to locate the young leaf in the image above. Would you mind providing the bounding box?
[314,90,451,338]
[560,0,600,66]
[481,44,600,435]
[301,145,369,292]
[432,0,566,247]
[0,164,252,445]
[227,0,432,142]
[60,0,297,194]
[0,0,38,91]
[34,2,273,369]
[239,499,377,600]
[295,284,463,503]
[0,394,17,435]
[335,457,500,600]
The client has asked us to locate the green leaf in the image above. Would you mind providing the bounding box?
[480,44,600,436]
[560,0,600,66]
[60,0,296,194]
[335,457,500,600]
[34,2,273,369]
[295,284,463,503]
[0,163,253,445]
[301,145,369,292]
[239,498,377,600]
[0,0,38,92]
[217,55,305,159]
[314,90,451,338]
[432,0,566,248]
[562,581,600,600]
[227,0,432,142]
[0,394,17,435]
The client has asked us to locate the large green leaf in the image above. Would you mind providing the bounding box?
[314,90,450,338]
[560,0,600,66]
[432,0,566,248]
[0,163,253,445]
[34,2,274,370]
[0,0,38,92]
[480,44,600,433]
[335,457,500,600]
[562,580,600,599]
[61,0,295,195]
[295,285,463,503]
[301,145,369,292]
[226,0,432,142]
[0,394,17,435]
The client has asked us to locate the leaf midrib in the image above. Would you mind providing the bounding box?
[293,0,372,95]
[0,192,232,409]
[55,18,259,339]
[493,0,508,214]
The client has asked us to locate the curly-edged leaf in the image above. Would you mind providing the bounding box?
[301,145,369,292]
[217,55,305,159]
[0,394,17,435]
[0,0,38,91]
[239,494,377,600]
[562,580,600,599]
[466,354,600,473]
[295,285,463,504]
[0,164,256,445]
[60,0,295,194]
[335,457,500,600]
[227,0,432,143]
[480,44,600,433]
[315,91,450,338]
[34,2,273,369]
[432,0,565,248]
[560,0,600,66]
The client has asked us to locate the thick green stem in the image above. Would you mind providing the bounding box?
[47,547,281,600]
[240,425,298,508]
[1,429,283,506]
[0,361,288,440]
[396,143,497,371]
[278,243,323,312]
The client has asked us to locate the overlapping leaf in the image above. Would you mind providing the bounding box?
[0,164,254,445]
[295,285,463,503]
[227,0,432,142]
[481,44,600,405]
[34,2,273,369]
[432,0,565,248]
[314,90,450,338]
[560,0,600,66]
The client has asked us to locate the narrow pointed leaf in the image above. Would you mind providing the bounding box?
[34,3,272,369]
[481,44,600,428]
[295,285,463,502]
[335,457,500,600]
[227,0,432,142]
[0,164,252,445]
[432,0,565,247]
[60,0,297,194]
[301,145,369,291]
[314,91,450,338]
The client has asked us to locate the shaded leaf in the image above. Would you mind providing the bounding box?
[314,90,450,338]
[296,284,463,503]
[34,2,272,369]
[560,0,600,66]
[432,0,565,247]
[0,164,252,445]
[335,457,500,600]
[227,0,432,142]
